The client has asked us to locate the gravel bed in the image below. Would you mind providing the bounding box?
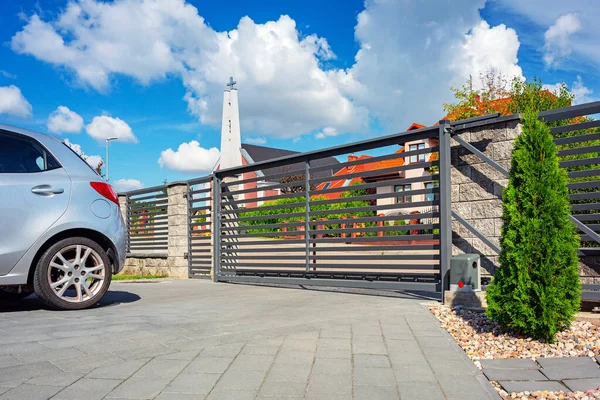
[430,306,600,400]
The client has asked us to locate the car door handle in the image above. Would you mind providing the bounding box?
[31,185,65,195]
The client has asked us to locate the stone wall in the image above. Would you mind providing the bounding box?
[120,255,188,278]
[450,119,521,277]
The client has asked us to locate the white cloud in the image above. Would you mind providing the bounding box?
[544,13,582,67]
[458,21,523,90]
[0,85,32,118]
[543,76,596,105]
[245,137,266,145]
[11,1,367,137]
[330,0,523,127]
[113,178,144,192]
[47,105,84,134]
[85,115,138,143]
[158,140,220,172]
[64,139,103,170]
[0,70,16,79]
[571,76,595,105]
[496,2,600,70]
[9,0,534,134]
[315,126,339,139]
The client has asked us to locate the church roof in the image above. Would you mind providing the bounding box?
[240,143,340,180]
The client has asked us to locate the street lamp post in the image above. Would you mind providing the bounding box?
[105,137,118,182]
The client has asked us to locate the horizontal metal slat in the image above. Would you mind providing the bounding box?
[560,157,600,169]
[190,205,212,213]
[219,239,305,246]
[555,132,600,147]
[309,234,439,243]
[573,214,600,221]
[312,175,439,198]
[309,161,439,186]
[309,145,439,173]
[558,145,600,157]
[309,254,439,261]
[308,200,440,217]
[577,224,600,231]
[551,119,600,135]
[222,190,307,206]
[128,192,167,201]
[567,180,600,190]
[220,262,439,270]
[570,192,600,201]
[128,245,168,251]
[307,223,438,236]
[216,276,439,292]
[221,231,307,239]
[539,101,600,122]
[128,238,168,243]
[568,169,600,179]
[572,202,600,211]
[221,244,439,253]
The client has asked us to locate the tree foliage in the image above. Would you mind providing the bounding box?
[443,71,574,122]
[485,107,581,342]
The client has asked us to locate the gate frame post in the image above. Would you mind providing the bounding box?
[186,181,192,278]
[304,160,311,272]
[212,174,222,282]
[438,120,453,300]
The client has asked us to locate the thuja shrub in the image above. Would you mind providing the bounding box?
[485,108,581,343]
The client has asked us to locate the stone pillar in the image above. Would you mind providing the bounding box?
[450,119,521,276]
[167,182,189,279]
[118,194,127,222]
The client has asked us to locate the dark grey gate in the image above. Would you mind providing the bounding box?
[187,176,213,279]
[212,123,453,293]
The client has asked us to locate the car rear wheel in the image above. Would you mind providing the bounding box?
[33,237,112,310]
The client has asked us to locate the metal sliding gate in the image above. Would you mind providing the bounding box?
[187,176,214,278]
[212,123,453,293]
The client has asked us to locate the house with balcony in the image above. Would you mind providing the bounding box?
[315,123,439,215]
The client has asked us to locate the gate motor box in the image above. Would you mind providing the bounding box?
[450,254,481,292]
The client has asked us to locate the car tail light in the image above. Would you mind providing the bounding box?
[90,182,119,205]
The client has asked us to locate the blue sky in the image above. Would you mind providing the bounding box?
[0,0,598,190]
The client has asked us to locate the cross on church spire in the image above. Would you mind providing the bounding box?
[227,76,237,90]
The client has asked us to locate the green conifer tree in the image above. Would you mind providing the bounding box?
[485,108,581,342]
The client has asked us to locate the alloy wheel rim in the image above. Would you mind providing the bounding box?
[48,245,106,303]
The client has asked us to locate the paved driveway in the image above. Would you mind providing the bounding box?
[0,280,497,399]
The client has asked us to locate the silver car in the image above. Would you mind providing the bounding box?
[0,124,126,310]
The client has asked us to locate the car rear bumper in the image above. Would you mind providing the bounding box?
[104,207,127,274]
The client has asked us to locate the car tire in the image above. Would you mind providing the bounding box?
[33,237,112,310]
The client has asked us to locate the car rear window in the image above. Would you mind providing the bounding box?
[0,131,61,173]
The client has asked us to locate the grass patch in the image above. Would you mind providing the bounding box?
[112,274,168,281]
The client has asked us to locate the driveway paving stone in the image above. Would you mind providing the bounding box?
[0,279,497,399]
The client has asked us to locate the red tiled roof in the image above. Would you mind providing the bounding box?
[315,124,439,200]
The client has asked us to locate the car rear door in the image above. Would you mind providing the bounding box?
[0,131,72,275]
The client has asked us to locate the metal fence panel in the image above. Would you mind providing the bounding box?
[187,176,214,279]
[125,185,169,255]
[213,125,445,292]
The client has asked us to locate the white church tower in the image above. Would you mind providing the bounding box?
[219,77,242,170]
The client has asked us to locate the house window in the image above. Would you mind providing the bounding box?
[395,184,411,203]
[409,143,426,163]
[425,182,439,202]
